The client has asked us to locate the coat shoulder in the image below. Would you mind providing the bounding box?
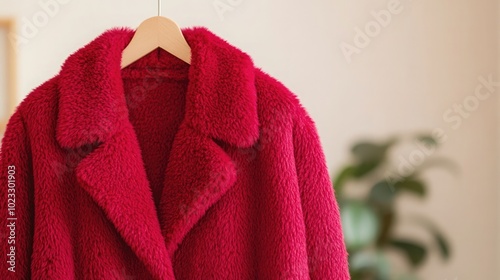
[14,76,61,135]
[0,77,60,159]
[254,69,306,126]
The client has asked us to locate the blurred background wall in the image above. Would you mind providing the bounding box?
[0,0,498,278]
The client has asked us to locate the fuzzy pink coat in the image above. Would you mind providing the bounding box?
[0,27,349,279]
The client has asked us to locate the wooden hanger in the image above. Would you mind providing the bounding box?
[120,0,192,69]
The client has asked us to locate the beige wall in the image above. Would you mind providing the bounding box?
[1,0,499,278]
[498,0,500,278]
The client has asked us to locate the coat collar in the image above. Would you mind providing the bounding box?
[54,27,259,279]
[56,26,259,150]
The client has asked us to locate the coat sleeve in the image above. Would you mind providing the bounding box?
[293,105,350,280]
[0,110,34,279]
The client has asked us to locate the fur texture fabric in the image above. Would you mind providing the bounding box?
[0,27,349,279]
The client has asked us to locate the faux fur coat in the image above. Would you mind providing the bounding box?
[0,27,349,279]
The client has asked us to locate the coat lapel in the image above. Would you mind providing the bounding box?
[158,126,237,256]
[75,122,175,279]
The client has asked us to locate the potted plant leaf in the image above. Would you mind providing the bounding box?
[333,134,455,280]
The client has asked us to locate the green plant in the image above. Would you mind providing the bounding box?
[333,134,455,280]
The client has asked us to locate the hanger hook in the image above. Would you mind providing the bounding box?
[158,0,161,16]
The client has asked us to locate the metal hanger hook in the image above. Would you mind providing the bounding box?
[158,0,162,17]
